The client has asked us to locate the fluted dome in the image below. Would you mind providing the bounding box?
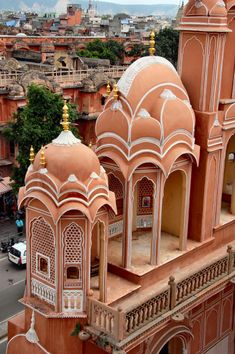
[19,129,116,222]
[33,137,100,184]
[96,56,200,178]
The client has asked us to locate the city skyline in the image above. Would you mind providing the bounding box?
[98,0,183,3]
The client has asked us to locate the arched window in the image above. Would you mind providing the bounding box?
[31,217,55,284]
[63,223,84,288]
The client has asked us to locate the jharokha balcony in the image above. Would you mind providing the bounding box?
[87,240,235,348]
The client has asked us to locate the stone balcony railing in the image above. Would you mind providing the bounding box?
[87,245,235,342]
[0,66,127,88]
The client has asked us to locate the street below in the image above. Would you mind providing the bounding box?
[0,234,26,354]
[0,258,25,320]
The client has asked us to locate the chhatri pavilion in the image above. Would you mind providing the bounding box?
[6,1,235,353]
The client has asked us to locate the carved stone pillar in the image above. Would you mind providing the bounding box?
[122,178,133,269]
[179,165,192,251]
[151,172,164,265]
[99,219,108,302]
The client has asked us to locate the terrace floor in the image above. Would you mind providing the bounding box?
[108,230,199,275]
[90,230,201,305]
[220,201,235,225]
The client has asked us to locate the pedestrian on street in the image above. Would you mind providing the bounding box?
[15,216,24,236]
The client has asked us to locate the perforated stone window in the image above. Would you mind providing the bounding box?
[31,217,55,285]
[63,223,84,288]
[137,177,154,215]
[108,174,123,199]
[108,174,123,217]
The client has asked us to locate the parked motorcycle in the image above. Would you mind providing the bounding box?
[0,237,15,253]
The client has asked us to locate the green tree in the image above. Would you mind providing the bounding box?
[126,43,146,59]
[3,84,79,194]
[77,39,125,65]
[105,40,125,64]
[155,27,179,67]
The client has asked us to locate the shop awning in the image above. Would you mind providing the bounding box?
[0,177,12,196]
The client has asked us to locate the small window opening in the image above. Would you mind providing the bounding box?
[39,257,48,273]
[67,266,79,279]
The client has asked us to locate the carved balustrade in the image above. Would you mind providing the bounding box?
[136,215,152,228]
[109,220,123,238]
[176,247,233,305]
[88,298,125,341]
[87,246,235,342]
[0,66,127,87]
[125,289,170,334]
[31,278,56,305]
[63,290,83,312]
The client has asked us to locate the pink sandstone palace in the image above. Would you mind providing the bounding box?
[5,0,235,353]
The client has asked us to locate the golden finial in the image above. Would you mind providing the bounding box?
[113,83,119,101]
[61,100,70,132]
[29,145,35,164]
[40,146,46,168]
[106,81,111,96]
[149,30,156,56]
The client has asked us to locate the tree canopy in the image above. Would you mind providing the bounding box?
[126,43,146,60]
[3,84,79,194]
[77,39,125,65]
[155,27,179,67]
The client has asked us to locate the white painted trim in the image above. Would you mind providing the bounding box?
[6,333,51,353]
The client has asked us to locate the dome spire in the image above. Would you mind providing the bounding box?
[61,100,70,132]
[113,82,119,101]
[40,146,46,168]
[29,145,35,164]
[106,81,111,96]
[52,100,81,146]
[149,30,156,56]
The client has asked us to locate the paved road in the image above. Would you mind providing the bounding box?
[0,337,7,354]
[0,255,25,322]
[0,221,26,354]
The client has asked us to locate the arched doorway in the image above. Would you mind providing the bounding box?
[221,134,235,223]
[131,177,154,267]
[161,170,187,261]
[158,336,185,354]
[107,173,124,267]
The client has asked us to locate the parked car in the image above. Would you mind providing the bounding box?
[8,242,26,267]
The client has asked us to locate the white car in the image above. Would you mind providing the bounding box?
[8,242,26,267]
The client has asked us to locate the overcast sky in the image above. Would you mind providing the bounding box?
[97,0,183,3]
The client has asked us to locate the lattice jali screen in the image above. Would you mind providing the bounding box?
[108,174,124,218]
[137,177,154,215]
[31,217,55,285]
[108,174,123,199]
[63,223,84,288]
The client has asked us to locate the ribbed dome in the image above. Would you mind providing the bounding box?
[95,56,200,178]
[33,139,101,184]
[20,129,117,222]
